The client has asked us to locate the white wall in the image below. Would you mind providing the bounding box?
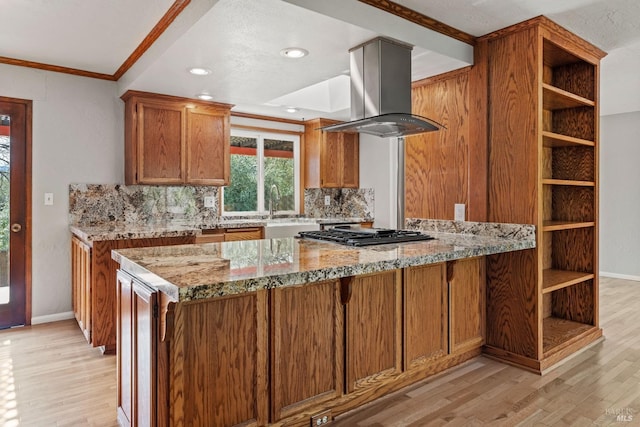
[599,111,640,280]
[0,63,123,322]
[358,134,397,229]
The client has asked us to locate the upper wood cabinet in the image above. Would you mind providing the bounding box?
[304,118,359,188]
[122,90,232,186]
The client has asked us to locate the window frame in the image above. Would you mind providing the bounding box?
[222,128,300,216]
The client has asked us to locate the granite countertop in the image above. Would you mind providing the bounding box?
[70,217,371,242]
[113,220,535,302]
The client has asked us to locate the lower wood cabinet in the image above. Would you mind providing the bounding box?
[170,291,269,426]
[448,257,486,354]
[194,227,264,243]
[117,271,159,427]
[404,263,448,369]
[344,270,402,393]
[270,280,343,421]
[117,259,487,426]
[72,234,194,353]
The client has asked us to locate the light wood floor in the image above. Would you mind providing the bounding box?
[1,277,638,426]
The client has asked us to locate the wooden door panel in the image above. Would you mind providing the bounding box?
[133,281,158,427]
[346,270,402,393]
[321,132,341,187]
[174,292,267,426]
[138,103,184,183]
[271,281,343,420]
[116,272,134,427]
[186,108,229,185]
[404,263,448,368]
[449,257,485,354]
[341,133,359,188]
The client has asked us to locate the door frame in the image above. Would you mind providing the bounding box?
[0,96,32,326]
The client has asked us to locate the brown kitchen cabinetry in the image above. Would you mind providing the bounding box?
[344,270,402,393]
[122,90,232,186]
[116,271,160,427]
[404,263,448,369]
[194,226,264,243]
[71,234,194,353]
[270,280,343,421]
[481,17,604,372]
[304,118,359,188]
[71,237,92,342]
[448,257,485,354]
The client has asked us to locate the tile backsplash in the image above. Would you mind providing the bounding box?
[304,188,374,220]
[69,184,220,226]
[70,184,375,225]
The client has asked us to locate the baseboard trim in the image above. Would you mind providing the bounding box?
[31,311,75,325]
[600,272,640,282]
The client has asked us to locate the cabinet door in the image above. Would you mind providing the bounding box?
[133,280,158,427]
[341,133,359,188]
[271,281,343,420]
[404,263,448,369]
[137,101,185,184]
[186,107,230,185]
[116,271,134,427]
[345,270,402,393]
[449,257,485,354]
[71,237,91,343]
[171,292,268,426]
[320,131,342,187]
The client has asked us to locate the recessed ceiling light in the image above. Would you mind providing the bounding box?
[280,47,309,59]
[189,67,212,76]
[285,107,298,113]
[196,93,214,100]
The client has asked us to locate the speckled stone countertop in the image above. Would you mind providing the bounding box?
[113,221,535,302]
[70,217,370,242]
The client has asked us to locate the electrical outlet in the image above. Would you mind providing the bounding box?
[44,193,54,206]
[454,203,465,221]
[324,195,331,206]
[204,196,215,208]
[310,410,332,426]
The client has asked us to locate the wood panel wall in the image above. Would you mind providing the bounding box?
[406,46,488,222]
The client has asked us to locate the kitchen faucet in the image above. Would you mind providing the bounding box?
[269,184,280,218]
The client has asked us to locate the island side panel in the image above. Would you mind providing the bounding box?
[170,291,268,427]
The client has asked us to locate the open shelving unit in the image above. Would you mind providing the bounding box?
[483,17,606,373]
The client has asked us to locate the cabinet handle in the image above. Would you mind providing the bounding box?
[11,223,22,233]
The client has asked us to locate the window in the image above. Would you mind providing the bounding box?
[223,129,300,215]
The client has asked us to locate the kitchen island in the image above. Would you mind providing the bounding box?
[112,221,534,427]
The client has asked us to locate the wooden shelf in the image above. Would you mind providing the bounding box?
[543,317,595,355]
[542,221,595,231]
[542,179,595,187]
[542,269,595,294]
[542,84,595,110]
[542,131,594,148]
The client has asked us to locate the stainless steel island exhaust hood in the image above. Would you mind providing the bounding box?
[321,37,444,138]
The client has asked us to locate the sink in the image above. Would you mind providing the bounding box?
[264,220,320,238]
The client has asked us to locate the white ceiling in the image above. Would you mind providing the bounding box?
[1,0,640,118]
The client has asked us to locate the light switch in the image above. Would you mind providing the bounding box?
[44,193,54,206]
[324,195,331,206]
[454,204,465,221]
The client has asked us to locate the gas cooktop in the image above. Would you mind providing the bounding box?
[298,226,435,247]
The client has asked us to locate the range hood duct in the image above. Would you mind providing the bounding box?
[321,37,444,138]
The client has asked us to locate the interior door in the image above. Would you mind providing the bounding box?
[0,97,31,328]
